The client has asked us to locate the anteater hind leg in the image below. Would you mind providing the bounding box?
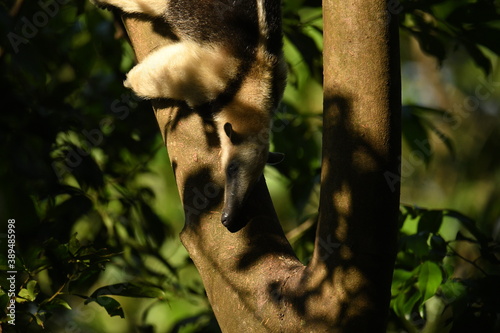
[124,41,240,106]
[92,0,167,16]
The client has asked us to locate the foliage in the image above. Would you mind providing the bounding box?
[0,0,194,331]
[0,0,499,332]
[389,206,500,332]
[400,0,500,75]
[1,234,120,328]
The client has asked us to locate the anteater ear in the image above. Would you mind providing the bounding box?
[267,152,285,165]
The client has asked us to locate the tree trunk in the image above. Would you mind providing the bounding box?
[121,0,401,330]
[306,0,402,330]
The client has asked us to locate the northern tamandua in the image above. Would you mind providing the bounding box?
[92,0,287,230]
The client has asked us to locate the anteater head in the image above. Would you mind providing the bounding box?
[218,41,287,231]
[220,122,283,231]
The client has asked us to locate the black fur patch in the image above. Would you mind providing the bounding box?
[165,0,261,57]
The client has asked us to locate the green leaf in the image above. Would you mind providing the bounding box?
[404,232,431,258]
[34,312,45,328]
[418,261,443,303]
[89,282,165,299]
[403,290,422,316]
[391,269,415,295]
[429,235,447,262]
[392,287,422,318]
[139,200,168,248]
[460,38,492,75]
[420,118,455,158]
[410,30,447,64]
[49,194,93,228]
[85,296,124,318]
[439,279,467,305]
[17,280,39,303]
[44,297,72,311]
[393,268,414,285]
[57,143,105,191]
[95,296,124,318]
[0,290,9,310]
[418,210,443,234]
[402,105,456,162]
[443,210,488,245]
[439,279,468,321]
[68,267,103,293]
[68,232,82,255]
[402,107,432,165]
[404,104,452,119]
[392,292,406,318]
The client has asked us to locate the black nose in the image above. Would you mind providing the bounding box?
[221,210,246,232]
[221,212,231,227]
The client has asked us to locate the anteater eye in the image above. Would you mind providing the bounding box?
[226,161,239,178]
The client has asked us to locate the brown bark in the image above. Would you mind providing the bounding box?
[120,0,401,330]
[304,0,402,330]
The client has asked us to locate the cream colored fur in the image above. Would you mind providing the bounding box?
[93,0,167,16]
[124,41,240,106]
